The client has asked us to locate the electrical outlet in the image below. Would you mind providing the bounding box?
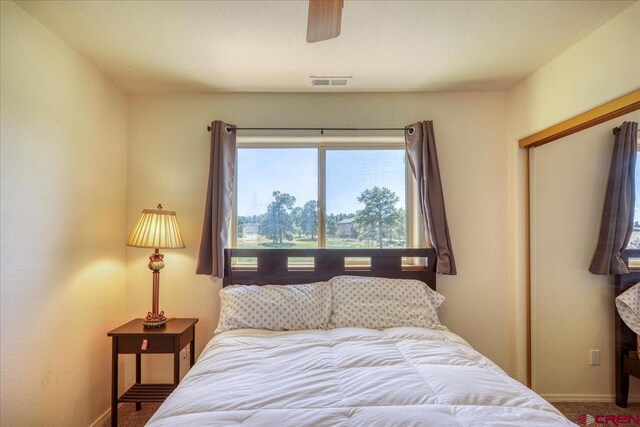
[590,349,600,366]
[180,347,190,365]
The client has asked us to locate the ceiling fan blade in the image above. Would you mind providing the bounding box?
[306,0,343,43]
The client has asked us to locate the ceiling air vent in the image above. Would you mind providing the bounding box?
[311,79,331,86]
[310,76,352,87]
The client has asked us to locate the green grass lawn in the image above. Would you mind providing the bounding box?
[233,235,405,265]
[236,235,405,249]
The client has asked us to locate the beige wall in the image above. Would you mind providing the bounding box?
[506,1,640,397]
[508,1,640,140]
[125,91,510,382]
[0,2,129,426]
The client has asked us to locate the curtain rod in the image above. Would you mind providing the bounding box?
[206,125,410,134]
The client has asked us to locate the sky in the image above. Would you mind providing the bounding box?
[236,148,406,217]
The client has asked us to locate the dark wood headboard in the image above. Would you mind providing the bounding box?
[223,248,436,290]
[615,249,640,408]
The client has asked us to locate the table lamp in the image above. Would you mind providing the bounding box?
[127,204,185,328]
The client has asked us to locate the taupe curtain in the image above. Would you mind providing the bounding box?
[590,121,638,275]
[196,121,237,277]
[405,121,457,275]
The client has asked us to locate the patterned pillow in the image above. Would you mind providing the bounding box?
[328,275,445,330]
[215,282,331,334]
[421,280,445,311]
[616,282,640,335]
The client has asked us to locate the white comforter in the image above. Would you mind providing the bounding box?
[147,327,575,426]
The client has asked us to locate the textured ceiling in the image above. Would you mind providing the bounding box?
[17,0,636,93]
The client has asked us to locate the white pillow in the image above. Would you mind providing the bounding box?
[328,275,445,330]
[215,282,331,334]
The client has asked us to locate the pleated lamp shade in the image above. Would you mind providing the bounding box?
[127,204,185,249]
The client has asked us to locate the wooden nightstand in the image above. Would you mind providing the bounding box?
[107,318,198,427]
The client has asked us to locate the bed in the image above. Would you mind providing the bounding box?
[147,249,575,426]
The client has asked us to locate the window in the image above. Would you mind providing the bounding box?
[232,140,414,258]
[628,147,640,249]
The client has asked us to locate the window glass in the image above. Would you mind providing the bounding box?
[236,148,318,249]
[234,145,411,257]
[325,150,407,248]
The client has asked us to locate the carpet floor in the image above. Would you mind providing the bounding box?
[115,401,640,426]
[116,403,160,426]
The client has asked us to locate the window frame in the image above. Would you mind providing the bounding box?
[230,136,421,254]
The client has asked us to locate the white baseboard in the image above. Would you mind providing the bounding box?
[89,408,110,427]
[542,394,640,403]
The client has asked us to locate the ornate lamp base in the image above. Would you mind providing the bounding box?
[143,249,168,328]
[143,313,168,328]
